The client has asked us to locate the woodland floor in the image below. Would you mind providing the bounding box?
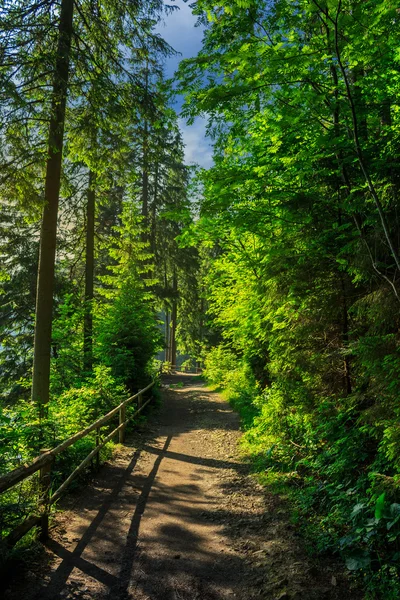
[2,375,362,600]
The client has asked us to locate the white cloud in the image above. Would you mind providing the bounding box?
[156,2,213,170]
[179,117,213,169]
[158,1,204,74]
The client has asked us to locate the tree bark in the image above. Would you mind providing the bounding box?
[150,162,159,257]
[381,100,392,127]
[141,120,149,221]
[31,0,74,416]
[170,269,178,367]
[141,65,149,224]
[84,170,95,373]
[165,310,170,363]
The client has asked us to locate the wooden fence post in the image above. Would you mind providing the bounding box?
[39,451,53,541]
[119,403,126,443]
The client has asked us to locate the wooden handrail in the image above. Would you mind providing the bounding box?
[49,393,154,506]
[0,380,155,495]
[163,364,203,374]
[1,371,161,548]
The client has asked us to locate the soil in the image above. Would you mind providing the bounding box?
[2,375,361,600]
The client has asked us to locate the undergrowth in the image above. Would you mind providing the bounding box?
[204,347,400,600]
[0,364,160,571]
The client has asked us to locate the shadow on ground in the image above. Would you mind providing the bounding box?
[2,374,361,600]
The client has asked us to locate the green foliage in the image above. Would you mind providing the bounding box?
[96,204,163,391]
[179,0,400,596]
[97,280,162,391]
[0,0,189,572]
[0,365,123,553]
[50,294,84,395]
[51,365,126,436]
[204,346,259,428]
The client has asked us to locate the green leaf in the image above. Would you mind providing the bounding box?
[374,492,386,520]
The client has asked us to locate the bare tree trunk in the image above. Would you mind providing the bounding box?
[150,162,159,257]
[170,269,178,368]
[142,120,149,221]
[84,170,95,373]
[141,65,149,224]
[338,263,352,395]
[31,0,74,416]
[165,310,170,363]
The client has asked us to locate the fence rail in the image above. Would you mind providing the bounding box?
[0,375,160,549]
[163,364,203,374]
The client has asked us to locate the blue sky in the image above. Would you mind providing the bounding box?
[157,1,213,169]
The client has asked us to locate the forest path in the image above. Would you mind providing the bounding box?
[5,375,358,600]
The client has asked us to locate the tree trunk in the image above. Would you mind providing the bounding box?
[165,310,170,363]
[170,270,178,368]
[338,256,352,395]
[141,65,149,224]
[141,121,149,222]
[150,162,159,257]
[351,67,368,141]
[31,0,74,416]
[84,170,95,373]
[381,100,392,127]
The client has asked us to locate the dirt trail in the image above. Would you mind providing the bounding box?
[4,375,360,600]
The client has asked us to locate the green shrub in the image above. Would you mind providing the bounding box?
[0,366,126,548]
[204,342,400,597]
[204,345,259,427]
[96,278,162,391]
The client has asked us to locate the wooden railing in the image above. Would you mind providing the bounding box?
[0,374,160,549]
[163,364,203,374]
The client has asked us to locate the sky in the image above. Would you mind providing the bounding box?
[156,1,213,169]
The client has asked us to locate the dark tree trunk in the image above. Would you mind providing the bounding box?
[141,66,149,225]
[84,170,95,373]
[165,310,170,363]
[339,268,352,395]
[170,270,178,368]
[150,162,159,257]
[31,0,74,416]
[141,121,149,221]
[351,67,368,141]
